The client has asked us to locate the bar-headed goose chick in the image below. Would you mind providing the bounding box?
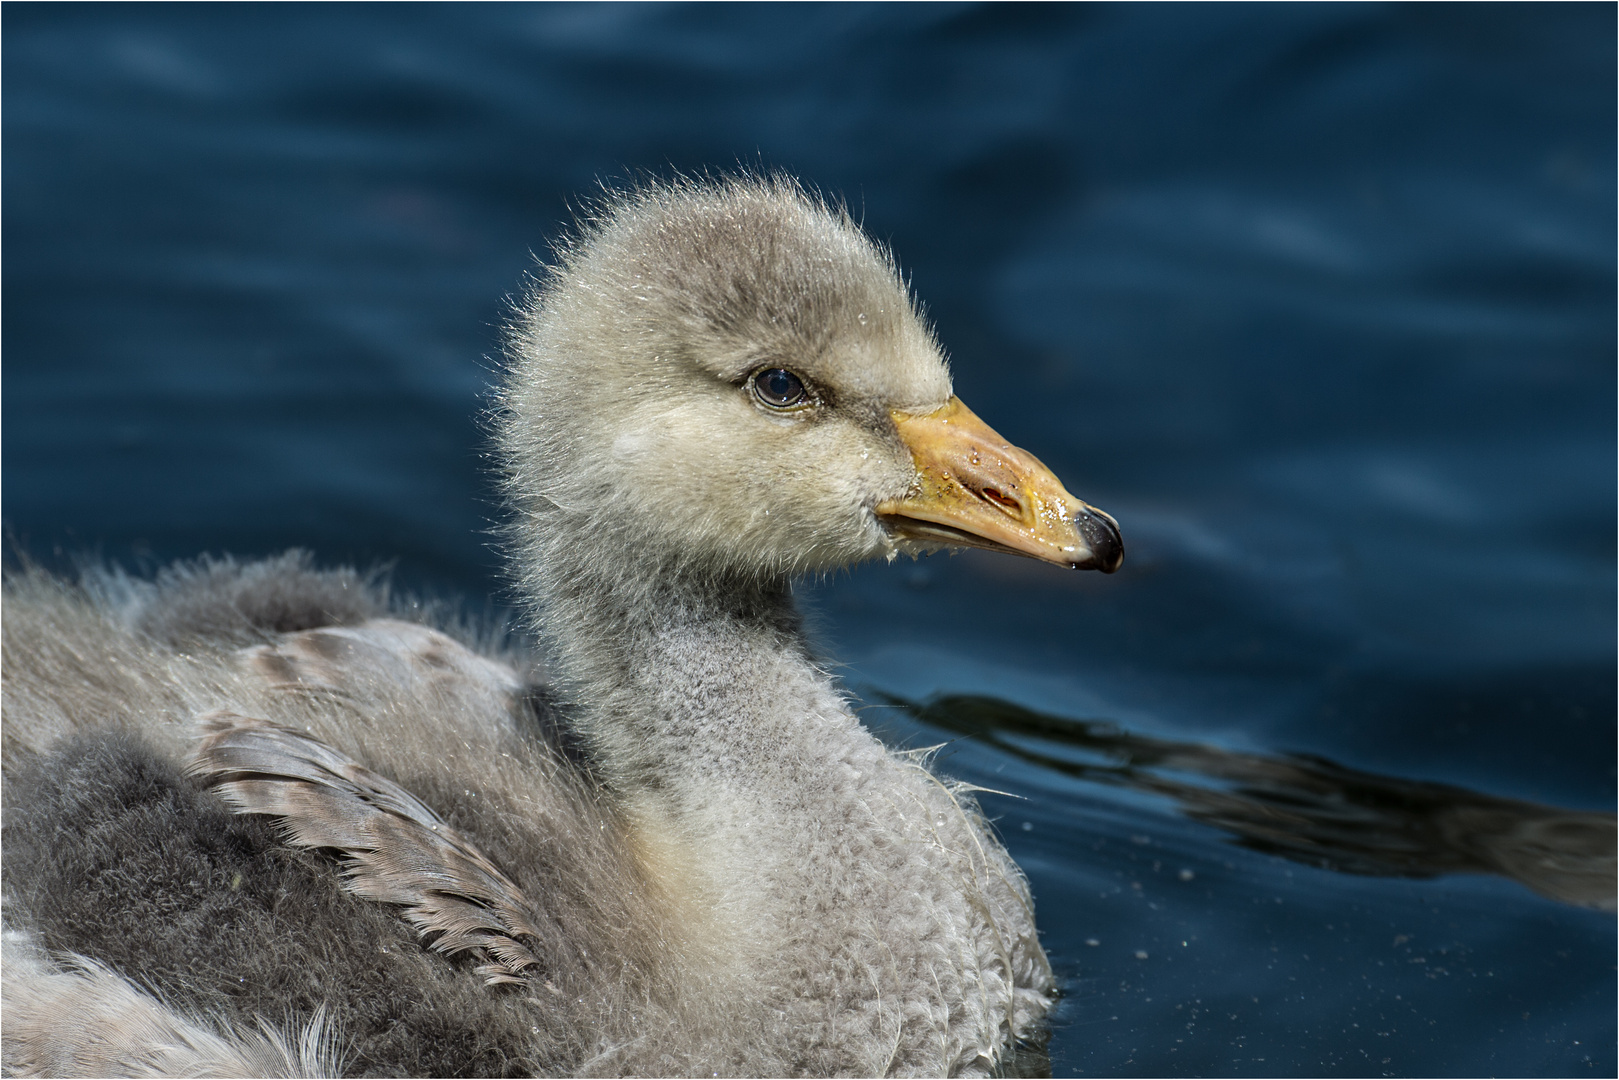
[1,175,1121,1078]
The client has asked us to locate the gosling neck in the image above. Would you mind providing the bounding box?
[526,533,858,803]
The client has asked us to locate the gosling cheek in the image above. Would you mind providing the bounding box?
[611,430,653,462]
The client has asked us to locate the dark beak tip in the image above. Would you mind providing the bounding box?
[1074,507,1124,575]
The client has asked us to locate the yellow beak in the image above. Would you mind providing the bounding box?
[875,397,1122,572]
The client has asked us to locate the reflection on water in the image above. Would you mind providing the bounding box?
[4,3,1612,1072]
[895,695,1617,912]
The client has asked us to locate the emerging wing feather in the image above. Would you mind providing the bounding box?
[189,712,543,985]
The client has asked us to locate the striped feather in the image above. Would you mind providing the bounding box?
[188,711,543,985]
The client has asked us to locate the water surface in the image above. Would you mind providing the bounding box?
[4,4,1613,1075]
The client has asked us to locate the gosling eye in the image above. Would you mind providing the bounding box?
[750,367,809,410]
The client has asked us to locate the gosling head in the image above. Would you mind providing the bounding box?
[500,174,1121,583]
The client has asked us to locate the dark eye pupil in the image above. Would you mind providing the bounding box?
[756,368,806,407]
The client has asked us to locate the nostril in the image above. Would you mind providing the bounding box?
[980,487,1021,513]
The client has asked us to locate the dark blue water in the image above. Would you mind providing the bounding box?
[5,4,1614,1075]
